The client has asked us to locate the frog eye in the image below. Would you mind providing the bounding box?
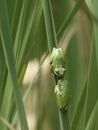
[54,67,66,77]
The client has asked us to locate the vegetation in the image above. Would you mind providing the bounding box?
[0,0,98,130]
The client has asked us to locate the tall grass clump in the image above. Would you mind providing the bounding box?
[0,0,98,130]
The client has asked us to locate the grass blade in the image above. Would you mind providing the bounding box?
[85,0,98,69]
[71,81,86,130]
[18,0,42,73]
[57,0,85,40]
[0,42,7,106]
[66,33,84,124]
[85,100,98,130]
[42,0,57,52]
[59,110,70,130]
[13,0,29,66]
[0,116,15,130]
[84,41,98,128]
[42,0,70,130]
[0,0,28,129]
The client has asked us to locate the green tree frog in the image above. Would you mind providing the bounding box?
[50,48,66,79]
[50,48,70,110]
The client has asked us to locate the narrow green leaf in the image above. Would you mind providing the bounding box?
[59,110,70,130]
[0,75,13,130]
[57,0,85,40]
[71,81,86,130]
[85,0,98,70]
[6,0,17,24]
[18,0,42,73]
[93,0,98,71]
[42,0,57,52]
[66,34,84,125]
[84,42,98,128]
[52,0,70,32]
[0,116,15,130]
[13,0,29,67]
[85,100,98,130]
[11,0,23,42]
[0,0,28,130]
[0,41,7,106]
[0,1,29,124]
[94,108,98,130]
